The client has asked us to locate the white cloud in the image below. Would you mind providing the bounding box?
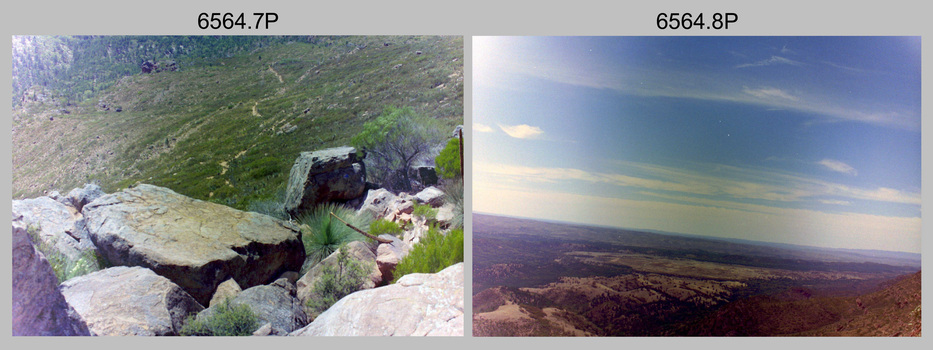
[475,160,921,206]
[818,159,857,176]
[742,87,799,102]
[473,184,921,253]
[474,123,494,133]
[819,199,852,206]
[735,55,804,69]
[498,124,544,139]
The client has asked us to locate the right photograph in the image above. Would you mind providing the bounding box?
[471,36,921,336]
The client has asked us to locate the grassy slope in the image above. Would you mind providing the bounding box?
[12,36,463,210]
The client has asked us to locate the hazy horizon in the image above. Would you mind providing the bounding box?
[472,36,921,254]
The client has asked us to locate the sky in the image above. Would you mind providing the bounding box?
[472,36,921,254]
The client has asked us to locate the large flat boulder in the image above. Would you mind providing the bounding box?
[60,266,203,336]
[284,146,366,217]
[290,263,464,336]
[12,223,91,336]
[82,184,305,305]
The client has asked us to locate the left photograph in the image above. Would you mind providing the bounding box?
[12,35,465,336]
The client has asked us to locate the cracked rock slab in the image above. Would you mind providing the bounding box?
[60,266,203,336]
[290,263,463,336]
[82,184,305,305]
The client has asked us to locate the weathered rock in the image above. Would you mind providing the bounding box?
[65,183,105,211]
[415,166,438,187]
[414,186,445,207]
[277,271,301,285]
[198,283,307,335]
[253,323,274,336]
[296,241,381,307]
[284,146,367,216]
[12,223,91,336]
[83,184,305,305]
[270,277,298,295]
[403,216,432,245]
[357,188,397,219]
[209,278,242,308]
[60,266,204,336]
[435,202,458,227]
[12,196,99,270]
[375,234,412,283]
[290,263,464,336]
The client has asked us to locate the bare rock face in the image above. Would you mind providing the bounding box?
[209,278,243,308]
[65,183,105,211]
[283,146,366,217]
[375,234,412,283]
[290,263,464,336]
[357,188,397,219]
[12,223,91,336]
[82,184,305,305]
[413,186,445,207]
[296,241,381,308]
[59,266,203,336]
[12,196,99,268]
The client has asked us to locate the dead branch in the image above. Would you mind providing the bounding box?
[330,212,392,243]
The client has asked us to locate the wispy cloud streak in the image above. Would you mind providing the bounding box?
[498,124,544,139]
[475,161,920,207]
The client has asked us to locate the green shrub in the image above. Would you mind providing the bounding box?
[180,299,258,336]
[298,203,371,272]
[434,137,461,179]
[391,226,463,283]
[306,245,370,318]
[412,201,437,220]
[369,218,403,237]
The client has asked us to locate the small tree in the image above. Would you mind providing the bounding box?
[351,106,441,192]
[434,137,461,179]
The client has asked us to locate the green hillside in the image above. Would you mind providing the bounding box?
[12,35,463,211]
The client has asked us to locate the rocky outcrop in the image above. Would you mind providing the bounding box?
[12,196,100,271]
[65,183,105,211]
[12,223,91,336]
[284,146,367,216]
[413,186,445,207]
[60,266,203,336]
[296,241,381,308]
[197,280,307,335]
[209,278,243,308]
[375,234,412,283]
[290,263,464,336]
[412,166,438,187]
[82,184,305,305]
[357,189,416,223]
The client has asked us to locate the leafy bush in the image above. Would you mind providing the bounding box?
[434,137,461,179]
[391,227,463,283]
[306,245,371,318]
[369,218,403,237]
[351,106,442,192]
[412,201,437,220]
[297,203,371,273]
[180,299,258,336]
